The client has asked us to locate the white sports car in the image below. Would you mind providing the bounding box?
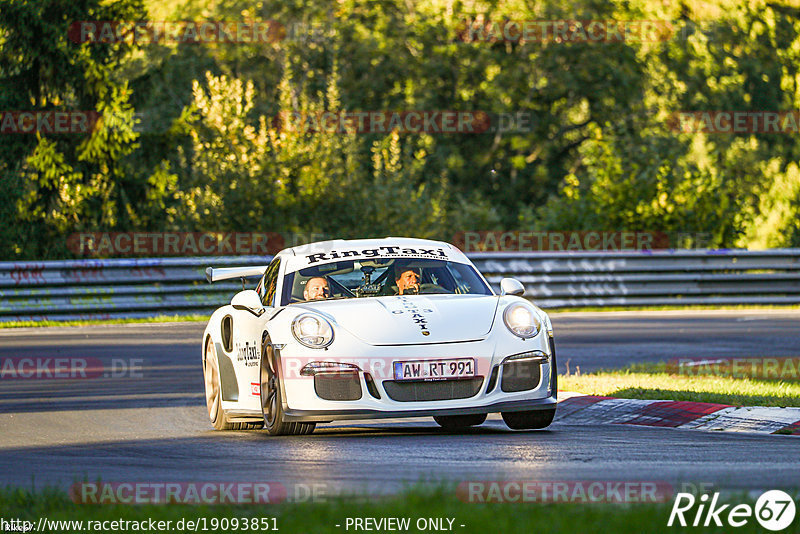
[202,238,557,435]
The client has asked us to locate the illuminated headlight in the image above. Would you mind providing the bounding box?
[503,304,541,339]
[291,313,334,348]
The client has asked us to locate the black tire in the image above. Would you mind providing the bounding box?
[433,413,487,429]
[228,421,263,430]
[548,335,558,399]
[501,408,556,430]
[261,334,315,436]
[204,337,261,430]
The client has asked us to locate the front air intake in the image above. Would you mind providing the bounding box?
[501,360,541,392]
[383,378,484,402]
[314,372,362,401]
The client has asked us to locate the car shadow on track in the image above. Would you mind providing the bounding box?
[259,420,559,438]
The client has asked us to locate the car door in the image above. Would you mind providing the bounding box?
[230,257,280,411]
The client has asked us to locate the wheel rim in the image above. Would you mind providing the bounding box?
[204,338,220,421]
[261,346,278,427]
[267,374,278,426]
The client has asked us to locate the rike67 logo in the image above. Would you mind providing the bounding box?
[668,490,797,531]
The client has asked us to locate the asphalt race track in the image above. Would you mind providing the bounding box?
[1,310,799,494]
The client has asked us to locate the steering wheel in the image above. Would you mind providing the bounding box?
[403,283,449,295]
[418,283,449,294]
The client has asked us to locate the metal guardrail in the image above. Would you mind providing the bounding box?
[470,249,800,308]
[0,256,269,322]
[1,249,799,321]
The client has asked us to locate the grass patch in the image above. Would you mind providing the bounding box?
[0,485,786,534]
[560,362,800,407]
[0,314,208,329]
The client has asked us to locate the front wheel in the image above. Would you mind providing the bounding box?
[261,334,315,436]
[502,408,556,430]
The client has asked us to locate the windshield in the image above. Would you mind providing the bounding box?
[280,258,492,305]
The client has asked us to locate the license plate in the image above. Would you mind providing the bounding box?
[393,358,475,381]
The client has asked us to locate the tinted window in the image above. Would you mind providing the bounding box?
[280,258,491,305]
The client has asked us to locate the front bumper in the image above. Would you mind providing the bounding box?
[283,395,557,422]
[275,330,558,422]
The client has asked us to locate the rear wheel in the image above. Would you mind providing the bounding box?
[433,413,487,429]
[261,334,315,436]
[204,338,261,430]
[501,408,556,430]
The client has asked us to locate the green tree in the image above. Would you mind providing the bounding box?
[166,67,453,239]
[0,0,146,258]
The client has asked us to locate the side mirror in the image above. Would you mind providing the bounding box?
[231,290,265,316]
[500,278,525,296]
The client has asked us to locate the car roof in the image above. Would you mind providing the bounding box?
[276,237,470,273]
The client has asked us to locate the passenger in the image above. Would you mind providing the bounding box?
[304,276,330,300]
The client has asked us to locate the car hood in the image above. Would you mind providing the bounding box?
[294,295,500,345]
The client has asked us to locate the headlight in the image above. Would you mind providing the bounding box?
[503,303,541,338]
[291,313,334,348]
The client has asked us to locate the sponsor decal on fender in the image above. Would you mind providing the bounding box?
[235,342,259,368]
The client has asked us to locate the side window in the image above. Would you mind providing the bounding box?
[262,257,281,307]
[450,265,473,294]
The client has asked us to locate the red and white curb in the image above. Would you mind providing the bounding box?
[556,392,800,436]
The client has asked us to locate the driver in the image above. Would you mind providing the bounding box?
[303,276,330,300]
[395,266,421,295]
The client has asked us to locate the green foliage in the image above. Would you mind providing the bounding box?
[742,161,800,248]
[167,68,452,238]
[0,0,147,258]
[537,2,800,247]
[2,0,800,258]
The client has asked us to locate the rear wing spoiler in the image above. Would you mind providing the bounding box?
[205,266,268,283]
